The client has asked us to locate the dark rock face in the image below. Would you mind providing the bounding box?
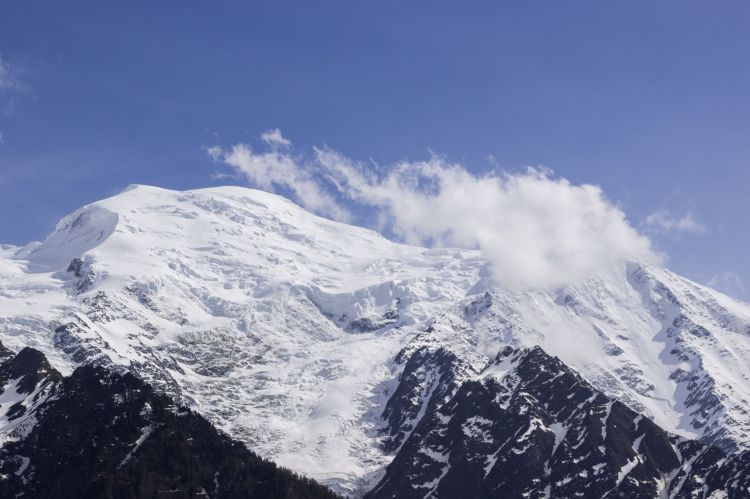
[0,342,62,428]
[381,346,472,453]
[671,445,750,496]
[67,257,97,293]
[345,310,399,333]
[54,318,114,365]
[367,344,750,499]
[0,346,62,394]
[0,347,339,499]
[0,340,14,362]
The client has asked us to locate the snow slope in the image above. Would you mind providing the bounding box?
[0,184,749,494]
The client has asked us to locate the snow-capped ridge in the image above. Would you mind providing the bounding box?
[14,204,119,272]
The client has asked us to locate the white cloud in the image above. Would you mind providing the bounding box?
[642,209,706,236]
[315,149,658,287]
[210,130,659,288]
[208,134,351,222]
[0,56,23,146]
[0,56,19,93]
[261,128,292,148]
[708,271,746,299]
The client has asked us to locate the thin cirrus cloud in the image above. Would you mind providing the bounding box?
[208,129,660,288]
[0,56,10,144]
[0,54,24,145]
[707,271,746,299]
[260,128,292,148]
[0,56,16,91]
[205,138,352,223]
[641,208,706,236]
[0,54,23,95]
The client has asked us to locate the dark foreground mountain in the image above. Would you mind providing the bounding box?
[0,342,339,499]
[368,342,750,498]
[1,335,749,498]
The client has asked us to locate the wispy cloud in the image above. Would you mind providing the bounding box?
[642,209,706,236]
[207,132,352,222]
[0,55,25,145]
[707,271,746,299]
[209,129,659,288]
[260,128,292,149]
[0,55,20,93]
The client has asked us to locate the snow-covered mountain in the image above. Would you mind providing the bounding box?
[1,184,749,496]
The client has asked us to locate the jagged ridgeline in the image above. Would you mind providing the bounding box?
[368,344,750,498]
[1,185,750,496]
[0,342,340,499]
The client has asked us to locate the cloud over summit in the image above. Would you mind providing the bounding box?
[642,209,706,236]
[210,130,658,288]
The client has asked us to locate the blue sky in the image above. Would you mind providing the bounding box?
[0,1,748,298]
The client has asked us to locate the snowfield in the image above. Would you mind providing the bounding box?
[1,184,749,495]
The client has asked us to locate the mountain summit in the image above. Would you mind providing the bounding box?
[1,185,749,496]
